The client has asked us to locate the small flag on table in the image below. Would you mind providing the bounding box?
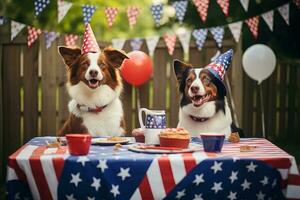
[163,33,177,55]
[82,4,97,25]
[57,0,72,23]
[127,6,140,28]
[245,16,260,39]
[64,34,78,46]
[145,36,160,57]
[210,26,225,48]
[192,0,209,22]
[45,31,59,49]
[278,3,289,25]
[11,20,26,41]
[34,0,50,16]
[130,38,143,51]
[105,7,119,28]
[112,38,126,51]
[262,10,274,31]
[27,26,42,47]
[239,0,249,11]
[172,1,188,24]
[150,4,163,27]
[216,0,230,16]
[228,21,243,43]
[192,29,208,51]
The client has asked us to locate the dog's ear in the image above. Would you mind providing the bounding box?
[173,59,192,83]
[58,46,81,67]
[103,47,129,68]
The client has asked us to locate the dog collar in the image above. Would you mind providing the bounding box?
[189,115,209,122]
[77,104,107,113]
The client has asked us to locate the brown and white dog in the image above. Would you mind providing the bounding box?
[58,46,128,137]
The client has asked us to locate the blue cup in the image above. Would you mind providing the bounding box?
[200,133,225,152]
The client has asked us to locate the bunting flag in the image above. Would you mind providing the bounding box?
[127,6,140,28]
[177,30,191,55]
[34,0,50,16]
[245,16,260,39]
[239,0,249,12]
[262,10,274,31]
[145,36,160,57]
[11,21,26,41]
[209,26,225,48]
[172,1,188,24]
[192,0,209,22]
[64,34,78,46]
[45,31,59,49]
[150,4,163,27]
[0,16,6,25]
[105,7,119,28]
[216,0,230,16]
[57,0,72,23]
[278,4,289,25]
[163,33,177,55]
[27,26,41,47]
[82,5,97,25]
[192,29,208,50]
[294,0,300,9]
[130,38,143,51]
[228,21,243,43]
[112,38,126,51]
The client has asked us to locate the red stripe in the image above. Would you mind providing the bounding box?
[182,153,197,173]
[8,144,28,181]
[139,175,154,200]
[158,155,175,194]
[53,147,66,180]
[288,174,300,185]
[29,146,53,200]
[259,158,291,169]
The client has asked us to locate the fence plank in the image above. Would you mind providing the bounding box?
[0,43,3,183]
[189,46,201,67]
[243,75,254,137]
[279,63,287,137]
[41,36,57,135]
[287,65,297,137]
[266,66,277,140]
[23,43,39,142]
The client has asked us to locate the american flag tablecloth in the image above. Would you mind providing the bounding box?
[6,137,300,200]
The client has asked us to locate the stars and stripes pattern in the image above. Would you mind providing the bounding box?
[64,34,78,46]
[245,16,260,39]
[105,7,119,28]
[192,0,210,22]
[172,1,188,24]
[82,5,97,25]
[27,26,42,47]
[127,6,140,28]
[150,4,164,27]
[239,0,249,11]
[262,10,274,31]
[130,38,143,51]
[44,31,59,49]
[163,33,177,56]
[209,26,225,48]
[11,20,26,41]
[81,24,100,54]
[192,29,208,51]
[216,0,230,16]
[57,0,72,23]
[34,0,50,16]
[228,21,243,43]
[278,3,290,26]
[6,137,300,199]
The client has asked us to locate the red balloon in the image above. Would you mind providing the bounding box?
[121,51,153,87]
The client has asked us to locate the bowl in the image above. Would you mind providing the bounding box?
[159,137,189,149]
[66,134,92,156]
[200,133,225,152]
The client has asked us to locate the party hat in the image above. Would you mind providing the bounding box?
[81,24,100,54]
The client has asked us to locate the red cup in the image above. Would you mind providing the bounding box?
[66,134,92,156]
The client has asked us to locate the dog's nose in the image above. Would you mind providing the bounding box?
[191,86,199,94]
[89,70,98,78]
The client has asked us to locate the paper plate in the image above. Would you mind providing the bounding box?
[92,137,132,146]
[128,143,201,154]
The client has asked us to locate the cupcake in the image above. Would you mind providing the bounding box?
[159,128,190,148]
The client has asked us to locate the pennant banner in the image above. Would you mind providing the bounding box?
[112,38,126,51]
[163,33,177,55]
[127,6,140,28]
[278,4,289,25]
[130,38,143,51]
[45,31,59,49]
[216,0,230,16]
[172,1,188,24]
[228,21,243,43]
[11,21,25,41]
[192,0,209,22]
[262,10,274,31]
[145,36,160,57]
[58,0,72,23]
[150,4,163,27]
[82,5,97,25]
[294,0,300,9]
[239,0,249,12]
[177,30,191,55]
[105,7,119,28]
[245,16,260,39]
[64,34,78,46]
[192,29,208,50]
[34,0,50,16]
[210,26,225,48]
[27,26,41,47]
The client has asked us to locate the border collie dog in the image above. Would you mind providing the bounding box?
[58,46,128,137]
[173,49,238,138]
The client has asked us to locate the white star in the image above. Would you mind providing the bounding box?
[227,191,237,200]
[193,194,203,200]
[77,156,89,167]
[87,197,95,200]
[176,189,186,199]
[256,191,265,200]
[211,182,223,194]
[229,171,238,183]
[211,161,223,174]
[66,194,76,200]
[70,173,82,187]
[260,176,269,186]
[246,162,257,172]
[272,179,277,188]
[241,179,251,190]
[117,167,131,181]
[193,173,205,185]
[97,159,108,172]
[91,177,101,191]
[110,184,120,197]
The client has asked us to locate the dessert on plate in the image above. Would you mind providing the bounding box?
[159,128,190,148]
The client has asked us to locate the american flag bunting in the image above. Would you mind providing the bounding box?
[11,20,26,41]
[278,3,290,26]
[57,0,72,23]
[64,34,78,47]
[245,16,260,39]
[27,26,42,47]
[210,26,225,48]
[172,1,188,24]
[150,4,164,27]
[216,0,230,16]
[192,0,210,22]
[105,7,119,28]
[82,5,97,25]
[239,0,249,12]
[145,36,160,57]
[127,6,140,28]
[45,31,59,49]
[163,33,177,55]
[34,0,50,16]
[112,38,126,51]
[130,38,143,51]
[228,21,243,43]
[177,30,191,55]
[192,28,208,51]
[262,10,274,31]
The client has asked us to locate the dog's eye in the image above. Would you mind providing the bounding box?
[203,77,211,84]
[186,78,192,84]
[81,62,89,68]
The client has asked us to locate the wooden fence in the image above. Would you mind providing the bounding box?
[0,27,299,184]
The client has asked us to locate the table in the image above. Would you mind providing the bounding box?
[6,137,300,200]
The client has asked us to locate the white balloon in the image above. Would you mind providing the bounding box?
[242,44,276,84]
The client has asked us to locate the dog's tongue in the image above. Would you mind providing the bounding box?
[193,95,210,107]
[89,79,99,88]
